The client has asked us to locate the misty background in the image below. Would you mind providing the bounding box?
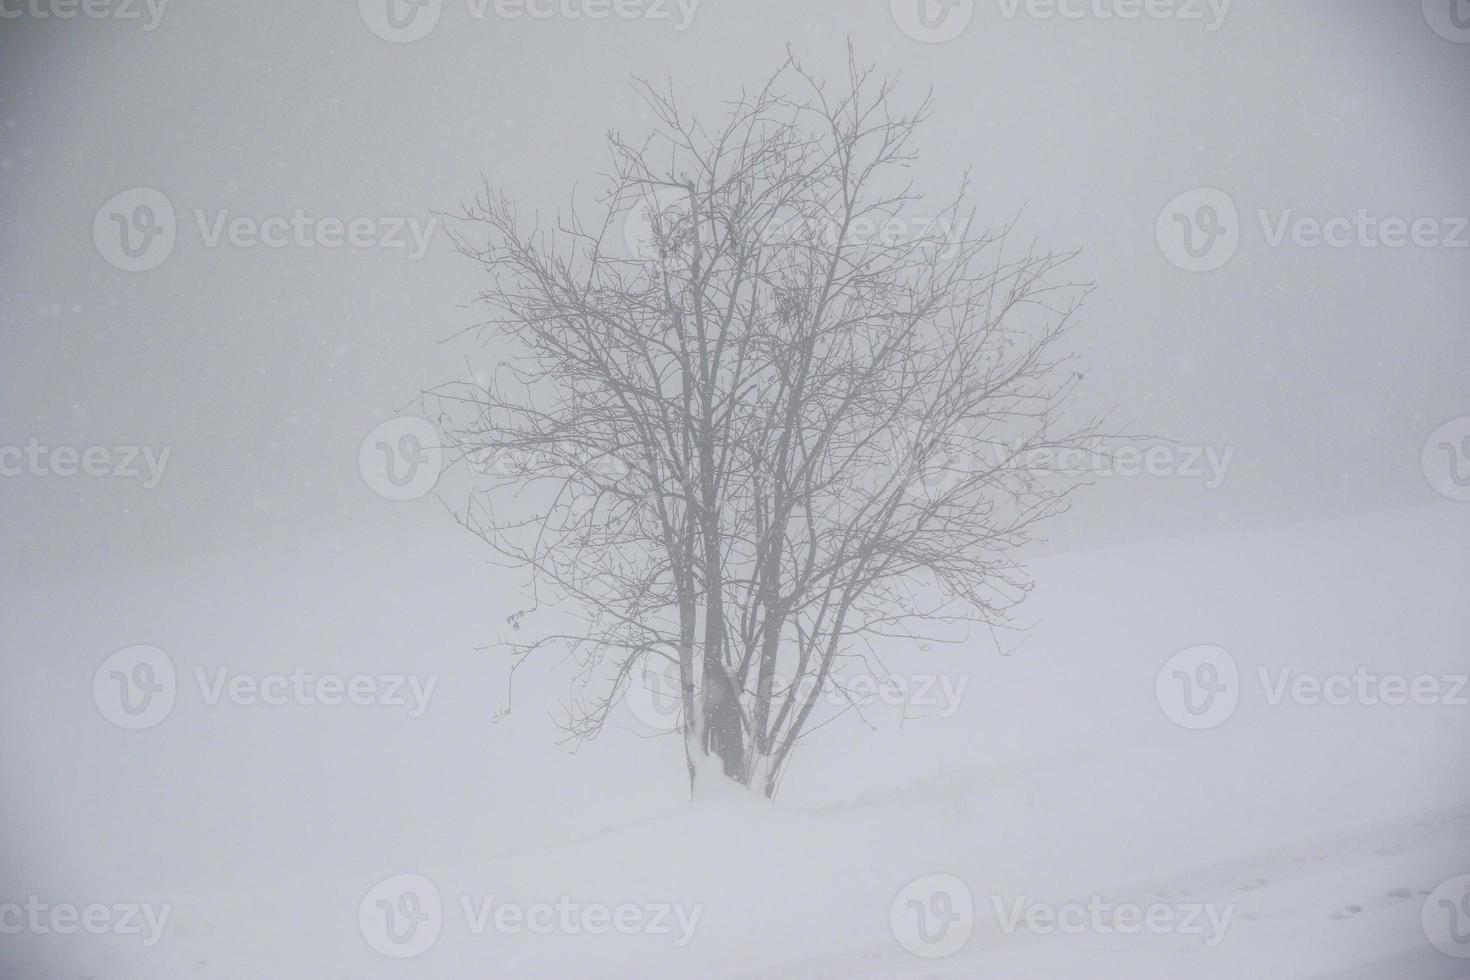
[2,0,1466,588]
[0,2,1468,976]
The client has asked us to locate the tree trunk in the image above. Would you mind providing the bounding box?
[701,654,746,783]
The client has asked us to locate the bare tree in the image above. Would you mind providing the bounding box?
[429,48,1101,799]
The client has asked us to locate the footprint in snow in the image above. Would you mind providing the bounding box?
[1328,904,1363,920]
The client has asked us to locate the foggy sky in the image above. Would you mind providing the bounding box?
[1,0,1467,587]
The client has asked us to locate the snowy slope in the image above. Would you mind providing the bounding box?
[1,503,1467,978]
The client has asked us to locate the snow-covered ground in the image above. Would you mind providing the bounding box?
[2,502,1467,978]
